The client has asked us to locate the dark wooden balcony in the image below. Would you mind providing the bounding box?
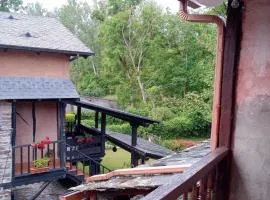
[12,140,66,187]
[64,99,161,167]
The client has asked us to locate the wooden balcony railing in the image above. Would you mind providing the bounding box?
[13,140,64,177]
[66,143,111,177]
[65,100,160,167]
[141,147,229,200]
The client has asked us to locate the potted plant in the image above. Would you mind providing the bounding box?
[30,137,52,174]
[74,134,93,145]
[30,157,50,174]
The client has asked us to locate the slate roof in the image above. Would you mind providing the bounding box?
[0,76,79,100]
[0,12,93,56]
[67,141,210,193]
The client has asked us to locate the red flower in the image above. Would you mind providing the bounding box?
[41,137,51,145]
[37,143,45,150]
[85,138,93,143]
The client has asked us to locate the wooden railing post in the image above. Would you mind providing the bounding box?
[100,113,106,155]
[131,123,139,167]
[95,111,99,129]
[77,106,81,126]
[11,101,16,186]
[59,102,66,168]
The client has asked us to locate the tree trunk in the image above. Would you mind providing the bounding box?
[136,75,146,103]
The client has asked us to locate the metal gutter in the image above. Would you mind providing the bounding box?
[178,0,225,150]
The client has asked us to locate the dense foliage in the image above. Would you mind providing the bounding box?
[57,0,220,139]
[0,0,22,11]
[2,0,222,140]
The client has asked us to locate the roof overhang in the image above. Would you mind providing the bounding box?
[0,44,94,58]
[0,76,80,100]
[187,0,224,8]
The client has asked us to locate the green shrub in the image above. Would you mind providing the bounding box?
[162,140,185,152]
[65,113,76,122]
[107,123,131,134]
[81,119,95,127]
[33,157,50,168]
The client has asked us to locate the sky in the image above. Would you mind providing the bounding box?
[23,0,180,13]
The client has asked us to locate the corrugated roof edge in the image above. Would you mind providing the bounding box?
[0,44,95,57]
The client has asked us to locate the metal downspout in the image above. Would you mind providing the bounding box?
[178,0,225,150]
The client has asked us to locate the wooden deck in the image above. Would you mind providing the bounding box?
[15,160,90,182]
[15,159,63,176]
[105,132,174,159]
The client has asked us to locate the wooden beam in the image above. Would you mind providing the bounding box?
[100,113,106,154]
[32,102,36,143]
[11,102,16,185]
[59,102,66,168]
[64,100,159,126]
[131,123,138,146]
[104,134,146,157]
[95,111,99,129]
[131,123,139,167]
[218,0,243,148]
[77,106,81,126]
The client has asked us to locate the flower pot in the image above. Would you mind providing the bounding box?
[30,167,50,174]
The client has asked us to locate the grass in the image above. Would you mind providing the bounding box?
[77,148,131,174]
[102,148,131,170]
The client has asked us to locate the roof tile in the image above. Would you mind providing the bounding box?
[0,12,93,56]
[0,76,79,100]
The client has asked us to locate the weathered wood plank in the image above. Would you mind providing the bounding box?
[141,147,229,200]
[219,0,243,148]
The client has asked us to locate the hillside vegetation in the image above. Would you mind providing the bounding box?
[57,0,227,143]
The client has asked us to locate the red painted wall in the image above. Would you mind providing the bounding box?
[230,0,270,199]
[0,50,70,163]
[15,102,59,163]
[0,50,70,78]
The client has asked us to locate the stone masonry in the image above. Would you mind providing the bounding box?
[0,101,12,199]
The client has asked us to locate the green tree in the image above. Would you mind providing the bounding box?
[0,0,22,11]
[24,2,48,16]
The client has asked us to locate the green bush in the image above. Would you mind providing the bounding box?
[107,123,131,134]
[162,140,185,152]
[33,157,50,168]
[65,113,76,122]
[81,119,95,127]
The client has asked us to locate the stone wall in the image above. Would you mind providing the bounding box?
[0,101,12,199]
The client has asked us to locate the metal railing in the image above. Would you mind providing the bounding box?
[142,147,229,200]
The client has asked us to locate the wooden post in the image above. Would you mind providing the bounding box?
[219,0,243,148]
[131,123,139,167]
[95,111,99,129]
[100,113,106,155]
[77,106,81,126]
[11,101,16,187]
[90,159,101,176]
[59,102,66,168]
[32,102,36,143]
[217,0,243,199]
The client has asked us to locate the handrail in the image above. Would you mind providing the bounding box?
[66,143,111,173]
[64,100,160,126]
[142,147,229,200]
